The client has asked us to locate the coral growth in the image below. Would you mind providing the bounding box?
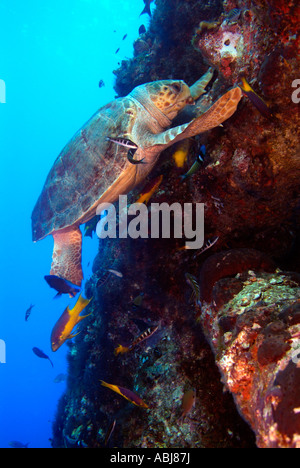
[198,265,300,447]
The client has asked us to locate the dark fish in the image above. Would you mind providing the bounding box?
[104,419,116,447]
[106,137,145,164]
[25,304,35,322]
[185,273,201,307]
[53,373,67,383]
[239,77,273,119]
[84,216,100,238]
[122,34,127,41]
[127,148,146,165]
[180,145,205,181]
[140,0,154,16]
[98,80,105,88]
[9,441,29,449]
[139,24,146,35]
[32,347,54,368]
[115,48,120,54]
[132,292,144,309]
[44,275,81,298]
[114,325,159,355]
[100,380,149,408]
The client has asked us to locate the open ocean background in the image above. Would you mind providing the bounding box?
[0,0,149,448]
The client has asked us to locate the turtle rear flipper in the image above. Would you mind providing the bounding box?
[51,227,83,287]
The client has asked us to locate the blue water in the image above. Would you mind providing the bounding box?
[0,0,149,448]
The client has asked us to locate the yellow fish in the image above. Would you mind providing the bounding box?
[172,139,191,168]
[136,175,163,205]
[51,294,92,351]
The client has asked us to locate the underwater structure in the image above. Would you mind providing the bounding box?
[51,0,300,448]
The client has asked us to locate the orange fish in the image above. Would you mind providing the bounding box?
[51,294,92,351]
[100,380,149,409]
[136,175,163,205]
[180,388,196,421]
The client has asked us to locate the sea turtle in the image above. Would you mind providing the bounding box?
[32,69,242,286]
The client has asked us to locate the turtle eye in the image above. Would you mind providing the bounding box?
[170,83,181,94]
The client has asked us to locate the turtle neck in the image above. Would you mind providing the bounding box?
[129,87,172,129]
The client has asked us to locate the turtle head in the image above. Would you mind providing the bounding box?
[145,80,194,120]
[130,80,194,123]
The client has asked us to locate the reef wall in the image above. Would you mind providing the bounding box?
[52,0,300,448]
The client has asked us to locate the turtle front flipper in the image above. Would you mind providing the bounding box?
[151,87,242,148]
[190,68,214,100]
[50,227,83,287]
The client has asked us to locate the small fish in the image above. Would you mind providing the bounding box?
[225,8,241,24]
[53,373,67,384]
[136,175,163,205]
[106,136,138,150]
[127,148,146,165]
[106,137,145,164]
[25,304,35,321]
[32,347,54,368]
[239,77,273,119]
[84,216,100,238]
[44,275,81,298]
[104,419,116,447]
[180,145,205,181]
[122,34,127,41]
[193,236,219,258]
[185,273,201,307]
[96,270,111,288]
[100,380,149,408]
[115,48,120,54]
[140,0,154,16]
[132,292,144,309]
[51,294,92,352]
[98,79,105,89]
[114,325,159,355]
[139,24,146,35]
[9,441,29,449]
[180,388,196,421]
[107,268,123,278]
[172,139,191,168]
